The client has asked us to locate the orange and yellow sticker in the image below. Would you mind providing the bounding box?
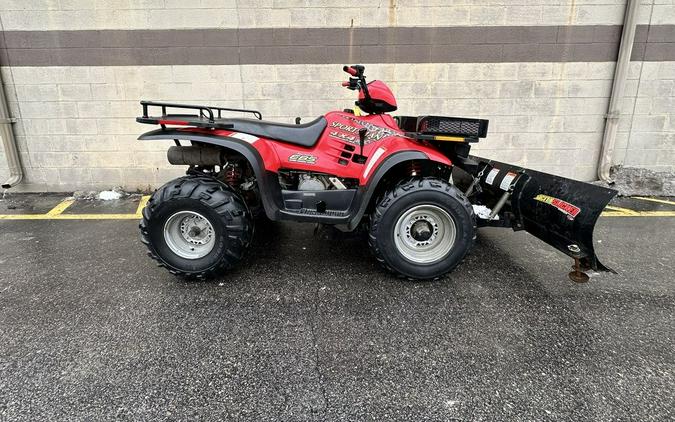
[534,194,581,220]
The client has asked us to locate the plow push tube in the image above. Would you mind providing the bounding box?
[469,157,618,273]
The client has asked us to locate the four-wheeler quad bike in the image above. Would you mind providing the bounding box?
[136,65,617,282]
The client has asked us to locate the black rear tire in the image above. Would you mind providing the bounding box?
[368,177,476,280]
[139,175,253,278]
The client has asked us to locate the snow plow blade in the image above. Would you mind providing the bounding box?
[467,157,618,273]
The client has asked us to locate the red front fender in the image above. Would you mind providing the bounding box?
[358,136,453,185]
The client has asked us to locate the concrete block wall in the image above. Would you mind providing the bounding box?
[0,1,663,30]
[0,0,674,191]
[620,61,675,171]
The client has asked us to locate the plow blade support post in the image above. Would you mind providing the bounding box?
[472,157,617,273]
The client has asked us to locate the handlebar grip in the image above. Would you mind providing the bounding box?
[343,66,358,76]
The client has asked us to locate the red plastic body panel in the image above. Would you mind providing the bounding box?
[183,111,451,185]
[359,80,398,111]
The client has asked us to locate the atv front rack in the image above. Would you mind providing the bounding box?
[137,100,262,129]
[404,132,481,143]
[397,115,489,137]
[396,115,489,143]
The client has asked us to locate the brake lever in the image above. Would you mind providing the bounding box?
[342,77,360,90]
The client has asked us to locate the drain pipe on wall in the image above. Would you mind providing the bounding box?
[597,0,640,183]
[0,68,22,189]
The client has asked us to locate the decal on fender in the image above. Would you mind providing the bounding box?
[230,132,259,143]
[288,153,317,164]
[534,194,581,220]
[328,129,357,144]
[363,147,386,179]
[346,116,400,143]
[328,117,400,145]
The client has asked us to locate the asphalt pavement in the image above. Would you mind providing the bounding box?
[0,195,673,421]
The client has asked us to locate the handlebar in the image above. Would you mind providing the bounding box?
[343,66,358,76]
[341,65,370,101]
[342,65,366,90]
[343,65,365,76]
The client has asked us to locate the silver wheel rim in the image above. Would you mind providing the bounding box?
[393,204,456,264]
[163,211,216,260]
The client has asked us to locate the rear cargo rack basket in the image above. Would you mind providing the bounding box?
[137,100,262,130]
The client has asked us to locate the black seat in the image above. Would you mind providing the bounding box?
[222,116,327,147]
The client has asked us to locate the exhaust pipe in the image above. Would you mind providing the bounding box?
[0,68,22,189]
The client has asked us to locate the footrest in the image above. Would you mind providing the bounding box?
[296,208,347,217]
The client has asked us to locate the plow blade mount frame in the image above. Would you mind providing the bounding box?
[467,157,618,273]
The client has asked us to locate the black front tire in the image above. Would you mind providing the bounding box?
[368,177,476,280]
[139,175,253,278]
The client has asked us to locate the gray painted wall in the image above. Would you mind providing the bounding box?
[0,1,673,191]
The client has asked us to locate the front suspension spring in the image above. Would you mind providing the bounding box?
[408,161,422,177]
[223,164,242,186]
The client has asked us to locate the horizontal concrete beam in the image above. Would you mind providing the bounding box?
[1,25,673,66]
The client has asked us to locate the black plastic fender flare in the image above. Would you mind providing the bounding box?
[346,150,428,230]
[138,128,282,220]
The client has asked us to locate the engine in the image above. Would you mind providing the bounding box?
[278,170,356,191]
[298,174,327,191]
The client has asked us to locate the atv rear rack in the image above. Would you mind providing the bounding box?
[136,100,262,130]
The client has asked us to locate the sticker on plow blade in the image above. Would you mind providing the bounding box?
[485,168,499,185]
[471,156,618,273]
[500,171,518,191]
[534,194,581,220]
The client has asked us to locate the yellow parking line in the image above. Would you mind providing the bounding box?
[0,195,151,220]
[604,205,639,215]
[135,195,151,217]
[641,211,675,217]
[601,211,626,217]
[601,210,675,217]
[2,211,674,220]
[2,196,675,221]
[0,213,140,220]
[632,196,675,206]
[45,199,75,216]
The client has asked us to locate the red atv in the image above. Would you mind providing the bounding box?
[136,65,616,281]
